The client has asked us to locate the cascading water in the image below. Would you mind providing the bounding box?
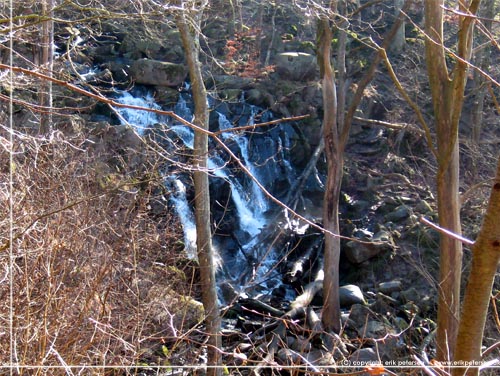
[113,86,301,303]
[167,178,197,260]
[114,90,164,135]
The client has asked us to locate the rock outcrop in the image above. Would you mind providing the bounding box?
[129,58,187,87]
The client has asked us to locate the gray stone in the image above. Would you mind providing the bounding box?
[349,348,379,363]
[415,200,433,214]
[373,230,393,244]
[348,304,376,329]
[378,280,402,294]
[339,284,367,307]
[344,241,383,264]
[275,52,317,81]
[400,287,420,303]
[129,59,187,87]
[384,204,410,222]
[362,320,393,338]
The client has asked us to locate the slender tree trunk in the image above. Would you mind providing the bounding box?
[424,0,481,361]
[176,7,222,376]
[470,0,494,156]
[435,140,463,360]
[317,0,411,333]
[39,0,53,134]
[318,12,342,334]
[390,0,406,53]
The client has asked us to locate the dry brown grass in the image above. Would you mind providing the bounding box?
[0,111,202,374]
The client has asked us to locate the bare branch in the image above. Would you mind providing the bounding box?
[419,217,474,246]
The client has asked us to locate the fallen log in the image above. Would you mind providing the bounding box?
[238,298,285,318]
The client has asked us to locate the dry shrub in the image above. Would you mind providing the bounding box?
[0,116,201,374]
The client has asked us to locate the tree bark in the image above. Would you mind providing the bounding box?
[453,157,500,376]
[470,0,494,154]
[390,0,406,53]
[317,12,342,334]
[39,0,53,134]
[317,0,411,334]
[424,0,481,361]
[176,7,222,376]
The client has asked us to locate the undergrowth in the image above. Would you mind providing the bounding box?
[0,114,201,374]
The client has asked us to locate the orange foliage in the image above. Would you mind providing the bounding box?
[364,364,387,376]
[224,28,274,79]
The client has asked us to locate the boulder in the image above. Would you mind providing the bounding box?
[384,204,410,222]
[316,284,367,307]
[344,241,383,264]
[275,52,317,81]
[339,284,367,307]
[344,230,394,264]
[129,59,187,87]
[378,280,402,294]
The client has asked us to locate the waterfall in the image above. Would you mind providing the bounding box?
[217,112,268,213]
[113,87,299,302]
[114,90,163,135]
[208,155,264,237]
[167,177,197,260]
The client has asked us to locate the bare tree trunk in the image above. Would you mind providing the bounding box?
[176,5,222,375]
[390,0,406,53]
[435,141,463,360]
[470,0,494,153]
[317,0,411,334]
[39,0,53,134]
[453,157,500,376]
[424,0,481,361]
[317,10,342,334]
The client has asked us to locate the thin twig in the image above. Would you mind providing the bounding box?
[419,217,474,246]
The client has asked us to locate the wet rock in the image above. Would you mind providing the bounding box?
[101,60,132,83]
[154,87,180,107]
[129,59,187,87]
[275,52,317,81]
